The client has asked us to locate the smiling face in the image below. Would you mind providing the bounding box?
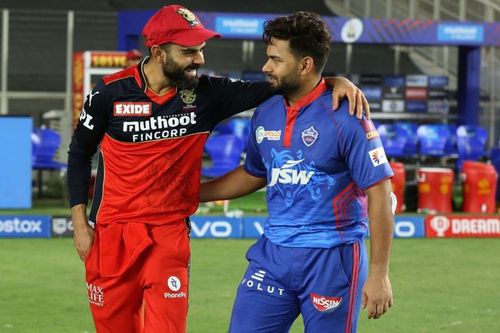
[261,38,302,96]
[161,42,206,89]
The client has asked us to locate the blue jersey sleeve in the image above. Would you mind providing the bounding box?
[243,111,267,178]
[335,104,393,189]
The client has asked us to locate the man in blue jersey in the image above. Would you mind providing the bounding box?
[200,11,394,332]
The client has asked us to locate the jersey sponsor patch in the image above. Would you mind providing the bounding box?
[113,102,152,116]
[368,147,388,166]
[360,117,380,140]
[256,126,281,143]
[301,126,319,147]
[310,292,342,313]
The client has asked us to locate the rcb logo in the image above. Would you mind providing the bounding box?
[179,89,196,105]
[176,8,199,27]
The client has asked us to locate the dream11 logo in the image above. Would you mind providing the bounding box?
[429,216,451,237]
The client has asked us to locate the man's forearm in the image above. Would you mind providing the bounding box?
[71,204,89,230]
[200,166,266,202]
[366,181,394,275]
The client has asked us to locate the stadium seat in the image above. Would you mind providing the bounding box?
[396,122,419,156]
[214,118,251,146]
[202,134,245,178]
[444,124,458,156]
[31,127,67,199]
[456,125,488,163]
[31,127,66,170]
[417,124,450,157]
[377,123,416,158]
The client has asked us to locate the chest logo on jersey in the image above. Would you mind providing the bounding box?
[179,89,196,105]
[113,102,152,116]
[256,126,281,144]
[301,126,319,147]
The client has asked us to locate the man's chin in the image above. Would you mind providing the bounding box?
[177,76,199,90]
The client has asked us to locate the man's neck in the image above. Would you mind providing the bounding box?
[286,75,322,107]
[143,61,175,95]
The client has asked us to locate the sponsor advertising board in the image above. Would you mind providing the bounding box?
[51,216,74,237]
[189,216,242,238]
[0,216,51,238]
[426,215,500,238]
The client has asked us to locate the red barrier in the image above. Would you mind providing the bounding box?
[461,161,498,213]
[390,162,406,213]
[417,167,454,213]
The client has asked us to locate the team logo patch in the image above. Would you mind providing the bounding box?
[113,102,152,116]
[368,147,388,167]
[301,126,318,147]
[310,293,342,313]
[179,89,196,105]
[255,126,281,144]
[176,8,200,27]
[167,276,181,291]
[360,118,380,140]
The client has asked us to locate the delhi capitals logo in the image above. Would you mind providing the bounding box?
[301,126,318,147]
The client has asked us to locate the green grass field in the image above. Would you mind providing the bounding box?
[1,238,499,333]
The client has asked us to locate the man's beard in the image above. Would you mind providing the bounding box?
[162,58,200,90]
[268,72,301,96]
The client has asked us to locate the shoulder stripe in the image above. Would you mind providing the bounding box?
[103,66,142,87]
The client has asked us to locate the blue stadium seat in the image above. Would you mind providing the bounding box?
[456,125,488,162]
[377,124,408,158]
[396,122,419,156]
[214,118,251,146]
[377,123,418,158]
[444,124,458,155]
[417,124,450,157]
[202,134,245,178]
[32,127,66,170]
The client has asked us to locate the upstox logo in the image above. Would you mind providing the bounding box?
[269,159,314,187]
[0,216,51,238]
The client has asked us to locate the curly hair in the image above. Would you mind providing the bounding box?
[263,11,331,73]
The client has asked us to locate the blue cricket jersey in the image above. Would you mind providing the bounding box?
[244,79,394,248]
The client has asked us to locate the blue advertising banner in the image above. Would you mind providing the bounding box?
[393,216,425,238]
[0,215,51,238]
[190,216,243,238]
[428,76,449,88]
[215,15,266,38]
[119,11,500,50]
[243,217,266,238]
[242,215,425,239]
[361,86,382,101]
[382,75,405,87]
[406,101,428,112]
[437,23,484,43]
[0,117,32,208]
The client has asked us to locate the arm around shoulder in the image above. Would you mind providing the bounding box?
[199,166,267,202]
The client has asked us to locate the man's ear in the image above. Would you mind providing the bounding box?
[150,45,164,64]
[299,56,315,75]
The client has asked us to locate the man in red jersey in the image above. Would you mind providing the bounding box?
[68,4,370,333]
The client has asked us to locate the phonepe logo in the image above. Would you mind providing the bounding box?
[0,216,51,238]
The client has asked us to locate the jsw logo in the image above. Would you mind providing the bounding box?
[269,159,314,187]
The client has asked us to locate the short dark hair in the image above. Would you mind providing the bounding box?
[263,12,331,73]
